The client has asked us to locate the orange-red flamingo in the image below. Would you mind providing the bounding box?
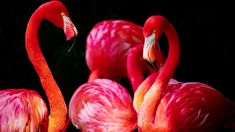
[0,1,78,131]
[133,15,235,131]
[69,79,137,131]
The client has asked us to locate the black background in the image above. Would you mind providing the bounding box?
[0,0,234,131]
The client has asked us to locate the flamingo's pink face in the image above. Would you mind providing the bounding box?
[42,1,78,41]
[143,32,156,63]
[142,16,159,63]
[61,12,78,41]
[143,16,168,65]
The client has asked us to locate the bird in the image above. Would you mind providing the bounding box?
[85,19,145,81]
[0,1,78,131]
[133,15,235,132]
[69,79,137,131]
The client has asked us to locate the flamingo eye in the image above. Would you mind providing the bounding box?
[61,12,65,16]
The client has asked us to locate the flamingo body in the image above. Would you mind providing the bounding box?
[0,89,48,131]
[86,20,144,80]
[155,81,232,132]
[69,79,137,131]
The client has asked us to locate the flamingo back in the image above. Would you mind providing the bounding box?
[0,89,48,132]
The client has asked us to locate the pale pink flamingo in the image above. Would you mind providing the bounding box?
[133,15,235,131]
[69,79,137,131]
[0,1,78,131]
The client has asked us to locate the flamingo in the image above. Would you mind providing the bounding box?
[133,15,235,131]
[86,20,147,82]
[0,1,78,131]
[69,79,137,131]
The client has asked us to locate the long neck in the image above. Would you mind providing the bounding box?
[156,22,180,85]
[25,10,67,131]
[127,45,147,92]
[138,21,180,130]
[88,70,100,82]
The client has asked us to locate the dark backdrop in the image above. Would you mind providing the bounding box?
[0,0,234,131]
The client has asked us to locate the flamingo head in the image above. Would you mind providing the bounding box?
[41,1,78,41]
[143,16,168,64]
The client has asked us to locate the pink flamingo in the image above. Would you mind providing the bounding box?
[0,1,78,131]
[133,15,235,131]
[86,20,146,81]
[69,79,137,131]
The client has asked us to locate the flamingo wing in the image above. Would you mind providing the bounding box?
[0,89,48,131]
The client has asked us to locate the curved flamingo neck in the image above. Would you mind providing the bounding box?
[25,8,67,131]
[138,17,180,131]
[155,22,180,85]
[127,45,146,92]
[88,70,100,82]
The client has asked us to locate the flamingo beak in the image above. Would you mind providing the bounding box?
[62,13,78,41]
[143,32,156,64]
